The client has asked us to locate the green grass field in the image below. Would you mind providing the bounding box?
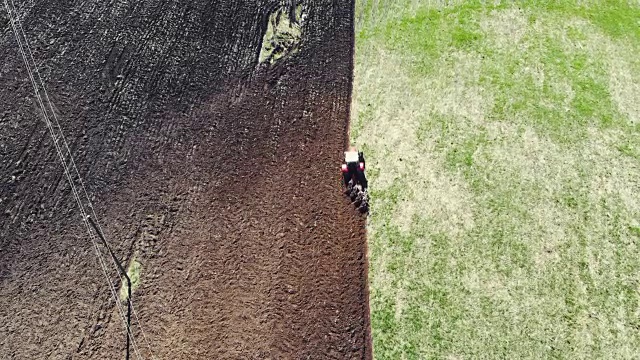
[351,1,640,358]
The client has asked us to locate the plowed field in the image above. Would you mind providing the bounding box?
[0,1,371,358]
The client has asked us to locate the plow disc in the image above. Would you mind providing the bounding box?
[345,181,369,214]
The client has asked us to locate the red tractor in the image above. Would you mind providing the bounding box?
[341,146,369,213]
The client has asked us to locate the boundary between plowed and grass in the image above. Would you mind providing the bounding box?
[345,0,374,359]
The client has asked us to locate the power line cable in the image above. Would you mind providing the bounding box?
[3,1,153,358]
[6,4,155,357]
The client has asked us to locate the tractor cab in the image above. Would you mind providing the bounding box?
[344,150,360,164]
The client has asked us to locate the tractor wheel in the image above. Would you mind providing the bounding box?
[343,173,352,192]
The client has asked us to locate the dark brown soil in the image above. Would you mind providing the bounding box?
[0,0,371,359]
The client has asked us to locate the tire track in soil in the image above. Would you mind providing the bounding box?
[0,0,370,359]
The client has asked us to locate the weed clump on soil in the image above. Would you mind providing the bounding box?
[120,256,141,301]
[259,4,305,65]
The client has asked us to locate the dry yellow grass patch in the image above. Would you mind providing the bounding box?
[606,49,640,124]
[585,127,640,215]
[474,123,578,267]
[479,8,529,47]
[354,47,478,237]
[477,121,640,283]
